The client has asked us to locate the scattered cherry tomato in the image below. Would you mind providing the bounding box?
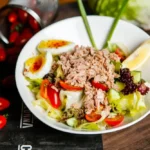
[104,115,124,126]
[7,47,21,56]
[0,97,10,111]
[0,115,7,129]
[59,81,83,91]
[29,16,40,30]
[2,75,15,88]
[0,48,6,62]
[10,22,23,32]
[8,12,18,23]
[115,48,126,61]
[91,80,108,91]
[18,9,28,23]
[85,112,101,122]
[9,31,19,43]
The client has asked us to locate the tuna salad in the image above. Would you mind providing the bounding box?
[23,39,150,131]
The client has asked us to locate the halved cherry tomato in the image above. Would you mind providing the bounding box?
[0,48,6,62]
[0,115,7,129]
[40,79,50,99]
[10,22,23,32]
[40,79,61,108]
[91,80,108,91]
[47,85,61,109]
[9,31,19,43]
[85,112,101,122]
[0,97,10,111]
[104,115,124,126]
[59,81,83,91]
[29,16,40,30]
[8,12,18,23]
[115,48,126,61]
[18,9,28,23]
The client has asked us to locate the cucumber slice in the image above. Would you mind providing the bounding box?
[131,71,141,83]
[114,62,122,72]
[115,81,125,92]
[66,117,78,127]
[107,89,120,103]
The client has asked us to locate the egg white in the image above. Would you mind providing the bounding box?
[24,51,52,79]
[37,39,75,55]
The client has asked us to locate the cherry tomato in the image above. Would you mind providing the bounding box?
[85,112,101,122]
[10,22,23,32]
[0,97,10,111]
[0,115,7,129]
[7,47,21,56]
[59,81,83,91]
[47,85,61,109]
[8,12,18,23]
[115,48,126,62]
[2,75,15,88]
[0,48,6,62]
[15,31,33,46]
[9,31,19,43]
[40,79,61,108]
[91,80,108,91]
[104,115,124,126]
[18,9,28,23]
[29,16,40,30]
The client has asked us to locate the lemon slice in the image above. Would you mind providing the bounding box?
[122,39,150,70]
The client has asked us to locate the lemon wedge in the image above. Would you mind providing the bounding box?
[122,39,150,70]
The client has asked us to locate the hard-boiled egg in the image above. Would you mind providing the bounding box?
[37,39,75,55]
[24,51,52,79]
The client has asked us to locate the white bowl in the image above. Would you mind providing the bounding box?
[15,16,150,134]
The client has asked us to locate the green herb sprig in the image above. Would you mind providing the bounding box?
[77,0,97,49]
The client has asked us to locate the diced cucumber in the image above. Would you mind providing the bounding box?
[114,62,122,72]
[115,81,125,92]
[66,117,78,127]
[131,71,141,83]
[55,65,64,79]
[107,89,120,103]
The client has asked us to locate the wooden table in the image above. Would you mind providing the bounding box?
[0,1,150,150]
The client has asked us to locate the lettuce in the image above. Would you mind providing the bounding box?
[88,0,150,30]
[26,77,42,94]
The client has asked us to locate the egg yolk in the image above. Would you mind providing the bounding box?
[39,40,70,49]
[25,55,45,73]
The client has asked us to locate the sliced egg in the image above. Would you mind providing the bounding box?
[24,51,52,79]
[37,39,75,55]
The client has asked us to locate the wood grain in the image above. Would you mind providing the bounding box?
[103,115,150,150]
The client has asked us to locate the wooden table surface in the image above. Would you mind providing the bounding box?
[0,1,150,150]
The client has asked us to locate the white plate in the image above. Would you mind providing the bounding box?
[15,16,150,134]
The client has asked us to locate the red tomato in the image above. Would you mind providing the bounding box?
[0,48,6,62]
[104,115,124,126]
[8,12,18,23]
[9,31,19,43]
[59,81,83,91]
[0,115,7,129]
[2,75,15,88]
[40,79,61,108]
[91,80,108,91]
[10,22,23,32]
[0,97,10,111]
[15,31,33,46]
[47,85,61,109]
[18,9,28,23]
[85,112,101,122]
[7,47,21,56]
[115,48,126,61]
[29,16,40,30]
